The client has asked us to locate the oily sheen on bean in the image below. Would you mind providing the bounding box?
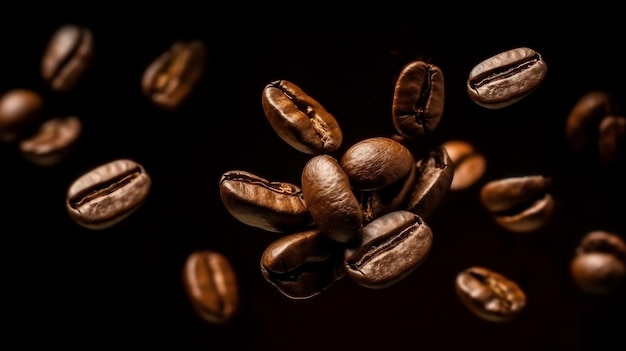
[301,154,362,243]
[344,210,432,289]
[262,80,343,155]
[219,170,312,233]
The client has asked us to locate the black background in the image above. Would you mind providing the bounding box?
[2,12,625,351]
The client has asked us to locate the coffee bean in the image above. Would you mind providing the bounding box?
[455,266,526,322]
[570,231,626,294]
[480,175,554,233]
[345,210,432,289]
[0,89,44,143]
[357,165,416,224]
[597,115,626,167]
[262,80,343,155]
[406,145,453,219]
[442,140,487,191]
[467,47,547,109]
[41,24,94,93]
[392,60,445,138]
[66,159,151,230]
[340,137,414,191]
[301,154,362,243]
[219,170,313,233]
[19,115,82,167]
[260,229,346,299]
[142,40,207,110]
[183,250,239,324]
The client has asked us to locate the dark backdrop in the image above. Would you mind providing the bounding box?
[1,13,625,350]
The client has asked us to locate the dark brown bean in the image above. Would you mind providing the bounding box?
[406,145,453,219]
[260,229,346,299]
[262,80,343,155]
[219,170,313,233]
[41,24,94,93]
[455,266,526,322]
[467,47,547,109]
[570,231,626,294]
[0,89,44,143]
[142,40,207,110]
[301,155,362,243]
[66,159,152,230]
[345,210,432,289]
[19,115,82,167]
[392,60,445,138]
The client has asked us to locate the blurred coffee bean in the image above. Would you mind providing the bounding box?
[66,159,152,230]
[480,175,554,233]
[183,250,239,323]
[41,24,94,93]
[565,91,625,167]
[392,60,445,138]
[442,140,486,191]
[345,210,432,289]
[455,266,526,322]
[218,170,313,233]
[0,88,44,143]
[570,231,626,294]
[19,115,81,167]
[262,80,343,155]
[467,47,547,109]
[260,229,346,299]
[142,40,207,110]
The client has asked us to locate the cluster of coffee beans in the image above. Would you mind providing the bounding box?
[219,45,626,324]
[219,55,455,300]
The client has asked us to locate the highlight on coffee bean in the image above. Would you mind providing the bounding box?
[455,266,526,322]
[467,47,547,109]
[65,159,152,230]
[570,230,626,294]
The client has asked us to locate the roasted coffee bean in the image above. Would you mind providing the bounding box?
[565,91,616,153]
[480,175,554,233]
[0,89,44,143]
[340,137,414,191]
[41,24,94,93]
[66,159,151,230]
[357,165,416,224]
[442,140,486,191]
[406,146,453,219]
[597,115,626,167]
[260,229,346,299]
[219,170,313,233]
[262,80,343,155]
[467,47,547,109]
[570,231,626,294]
[455,266,526,322]
[183,250,239,324]
[19,115,82,167]
[301,154,362,243]
[392,60,445,138]
[142,40,207,110]
[345,210,432,289]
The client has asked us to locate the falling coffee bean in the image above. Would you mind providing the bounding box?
[467,47,547,109]
[570,230,626,294]
[183,250,240,324]
[480,175,554,233]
